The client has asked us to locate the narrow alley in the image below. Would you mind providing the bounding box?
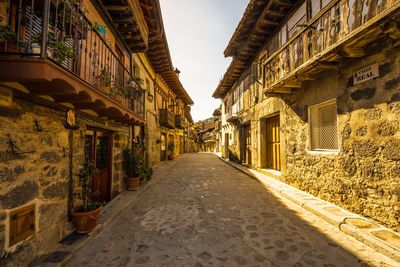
[66,153,394,267]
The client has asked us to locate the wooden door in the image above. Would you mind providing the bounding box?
[243,125,252,165]
[85,130,112,203]
[266,115,281,171]
[224,133,229,158]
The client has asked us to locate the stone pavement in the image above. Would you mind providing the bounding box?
[65,153,398,267]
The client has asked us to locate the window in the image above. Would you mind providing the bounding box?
[9,204,36,246]
[309,99,338,151]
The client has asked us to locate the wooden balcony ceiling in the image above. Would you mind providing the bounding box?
[225,0,296,60]
[140,0,194,105]
[102,0,149,52]
[213,0,296,99]
[212,58,246,98]
[0,58,144,124]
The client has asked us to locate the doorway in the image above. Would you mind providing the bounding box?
[242,124,252,165]
[265,115,281,171]
[85,130,112,203]
[224,133,229,158]
[160,133,166,161]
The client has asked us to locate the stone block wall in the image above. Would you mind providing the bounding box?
[0,99,70,265]
[0,97,131,265]
[279,43,400,232]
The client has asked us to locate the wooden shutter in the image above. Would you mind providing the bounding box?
[9,204,36,246]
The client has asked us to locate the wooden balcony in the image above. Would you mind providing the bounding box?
[226,103,238,123]
[175,115,187,129]
[263,0,400,94]
[159,109,175,128]
[0,0,144,123]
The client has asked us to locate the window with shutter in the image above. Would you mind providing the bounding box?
[309,99,338,151]
[9,204,36,246]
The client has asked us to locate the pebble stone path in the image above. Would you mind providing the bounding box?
[66,153,397,267]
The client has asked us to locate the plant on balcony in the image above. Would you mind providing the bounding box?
[0,25,26,52]
[70,154,102,233]
[97,68,111,93]
[52,39,75,63]
[123,148,143,191]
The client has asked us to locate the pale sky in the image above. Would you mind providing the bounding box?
[159,0,249,122]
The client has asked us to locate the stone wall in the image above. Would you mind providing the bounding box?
[0,99,70,265]
[278,43,400,232]
[0,97,131,265]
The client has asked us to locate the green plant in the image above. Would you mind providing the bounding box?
[167,143,174,154]
[123,149,143,178]
[0,25,17,43]
[98,68,111,86]
[32,31,75,63]
[144,167,153,180]
[52,39,75,63]
[75,155,99,212]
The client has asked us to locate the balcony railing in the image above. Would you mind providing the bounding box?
[263,0,399,92]
[159,109,175,128]
[175,115,186,129]
[226,102,238,123]
[0,0,144,118]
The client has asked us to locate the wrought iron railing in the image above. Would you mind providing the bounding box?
[0,0,144,118]
[263,0,399,91]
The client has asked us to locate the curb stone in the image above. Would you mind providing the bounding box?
[216,154,400,263]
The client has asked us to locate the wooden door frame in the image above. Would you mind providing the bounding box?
[259,113,281,171]
[86,128,113,202]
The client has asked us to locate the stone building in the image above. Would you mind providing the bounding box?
[213,0,400,232]
[0,0,193,264]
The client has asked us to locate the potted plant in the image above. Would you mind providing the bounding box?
[123,149,141,190]
[167,143,174,160]
[145,167,153,181]
[0,25,18,52]
[70,155,101,233]
[97,68,111,94]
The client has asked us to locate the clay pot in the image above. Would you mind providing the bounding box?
[168,154,174,160]
[126,177,140,191]
[70,206,101,233]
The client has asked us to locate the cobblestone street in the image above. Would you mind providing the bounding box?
[66,153,395,267]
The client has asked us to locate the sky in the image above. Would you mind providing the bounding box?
[159,0,249,122]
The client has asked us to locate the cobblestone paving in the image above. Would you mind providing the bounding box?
[67,153,396,267]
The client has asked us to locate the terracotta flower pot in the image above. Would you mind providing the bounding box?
[126,177,140,191]
[70,206,101,233]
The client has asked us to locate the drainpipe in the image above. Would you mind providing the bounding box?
[41,0,50,59]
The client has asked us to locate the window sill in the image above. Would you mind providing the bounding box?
[307,150,339,155]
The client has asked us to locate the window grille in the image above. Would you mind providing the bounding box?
[309,100,338,150]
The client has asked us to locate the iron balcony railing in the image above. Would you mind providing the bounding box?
[159,109,175,128]
[263,0,399,92]
[0,0,144,118]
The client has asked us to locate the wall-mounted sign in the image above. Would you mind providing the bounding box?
[65,109,80,130]
[353,64,379,85]
[0,87,13,107]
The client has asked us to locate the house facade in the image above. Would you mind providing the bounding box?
[213,0,400,232]
[0,0,192,264]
